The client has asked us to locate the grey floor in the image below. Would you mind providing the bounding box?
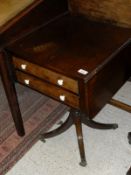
[6,81,131,175]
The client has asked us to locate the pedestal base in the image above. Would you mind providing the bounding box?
[40,108,118,166]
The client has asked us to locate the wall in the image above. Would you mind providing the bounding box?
[69,0,131,28]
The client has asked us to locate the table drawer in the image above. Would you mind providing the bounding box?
[16,71,80,109]
[13,57,79,94]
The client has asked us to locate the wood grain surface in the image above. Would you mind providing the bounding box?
[69,0,131,28]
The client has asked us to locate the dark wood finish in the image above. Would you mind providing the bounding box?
[69,0,131,28]
[71,110,87,166]
[0,0,68,49]
[82,114,118,129]
[109,99,131,113]
[0,0,69,136]
[0,0,46,136]
[0,0,43,33]
[42,111,73,139]
[7,14,131,118]
[13,57,78,94]
[41,109,87,166]
[0,51,25,136]
[87,47,131,118]
[5,14,131,165]
[128,132,131,144]
[16,70,79,108]
[127,166,131,175]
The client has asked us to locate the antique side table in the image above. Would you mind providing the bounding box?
[6,14,131,165]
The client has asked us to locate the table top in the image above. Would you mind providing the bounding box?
[0,0,35,27]
[0,0,42,33]
[7,14,131,81]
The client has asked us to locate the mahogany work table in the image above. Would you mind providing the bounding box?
[4,14,131,165]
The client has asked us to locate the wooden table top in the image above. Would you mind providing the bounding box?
[0,0,43,34]
[7,14,131,81]
[0,0,35,28]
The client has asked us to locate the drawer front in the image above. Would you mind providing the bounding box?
[16,71,80,109]
[13,57,79,94]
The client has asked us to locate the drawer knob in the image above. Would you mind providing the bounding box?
[21,64,27,70]
[59,95,65,101]
[24,79,30,85]
[57,79,64,86]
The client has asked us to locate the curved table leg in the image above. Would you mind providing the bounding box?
[41,109,87,166]
[40,108,118,166]
[82,116,118,130]
[40,112,73,140]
